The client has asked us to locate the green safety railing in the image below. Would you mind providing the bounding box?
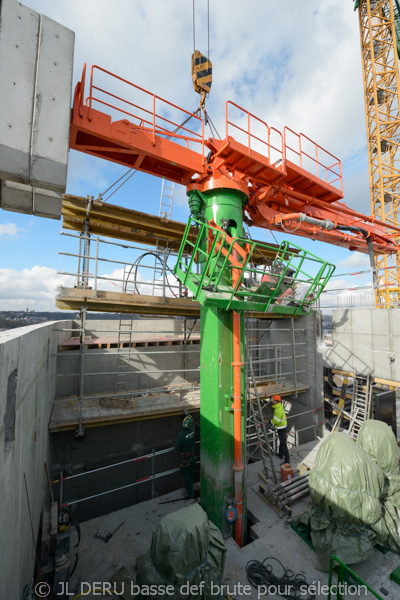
[174,217,335,315]
[328,555,384,600]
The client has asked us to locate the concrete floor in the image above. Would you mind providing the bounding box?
[67,444,400,600]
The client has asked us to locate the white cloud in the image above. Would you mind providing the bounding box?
[0,223,24,238]
[319,274,373,311]
[336,253,371,271]
[0,266,73,311]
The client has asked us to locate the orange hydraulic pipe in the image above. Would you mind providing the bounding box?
[232,309,244,546]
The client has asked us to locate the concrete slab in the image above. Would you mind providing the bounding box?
[49,389,201,431]
[66,449,400,600]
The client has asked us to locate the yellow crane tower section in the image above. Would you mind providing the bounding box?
[356,0,400,307]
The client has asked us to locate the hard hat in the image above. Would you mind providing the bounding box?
[272,395,282,402]
[182,415,194,429]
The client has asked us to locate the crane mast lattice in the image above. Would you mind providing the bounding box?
[357,0,400,307]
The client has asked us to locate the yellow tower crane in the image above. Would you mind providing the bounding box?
[355,0,400,307]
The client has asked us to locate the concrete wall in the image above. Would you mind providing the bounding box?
[56,315,322,441]
[0,322,58,599]
[322,308,400,381]
[81,318,201,341]
[56,318,200,397]
[51,413,199,522]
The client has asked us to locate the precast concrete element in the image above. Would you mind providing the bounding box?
[0,322,58,599]
[0,180,62,219]
[0,0,74,218]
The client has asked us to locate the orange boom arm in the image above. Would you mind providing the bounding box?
[70,64,400,255]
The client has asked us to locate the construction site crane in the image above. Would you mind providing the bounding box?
[354,0,400,307]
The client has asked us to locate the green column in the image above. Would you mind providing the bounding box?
[199,305,246,539]
[188,184,248,541]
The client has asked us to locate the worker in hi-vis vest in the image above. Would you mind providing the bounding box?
[266,394,290,465]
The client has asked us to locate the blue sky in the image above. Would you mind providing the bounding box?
[0,0,374,310]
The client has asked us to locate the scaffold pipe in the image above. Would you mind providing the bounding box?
[273,471,309,491]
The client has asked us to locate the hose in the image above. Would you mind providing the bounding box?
[246,556,315,599]
[124,251,179,297]
[335,225,377,289]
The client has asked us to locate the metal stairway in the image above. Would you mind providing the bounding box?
[348,374,371,439]
[247,360,277,484]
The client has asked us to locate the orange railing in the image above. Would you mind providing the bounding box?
[224,99,342,193]
[283,127,343,192]
[225,101,285,167]
[79,65,205,157]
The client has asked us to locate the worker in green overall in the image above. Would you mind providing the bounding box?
[175,414,196,498]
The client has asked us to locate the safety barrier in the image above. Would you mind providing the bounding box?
[174,217,335,315]
[76,63,205,155]
[328,555,384,600]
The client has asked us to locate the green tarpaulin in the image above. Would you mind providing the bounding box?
[136,503,226,599]
[294,423,400,571]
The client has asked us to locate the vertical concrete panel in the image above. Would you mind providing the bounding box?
[0,0,39,184]
[30,15,74,192]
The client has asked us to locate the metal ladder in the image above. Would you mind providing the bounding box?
[247,359,277,484]
[159,179,174,219]
[348,374,371,439]
[152,179,175,296]
[115,314,135,392]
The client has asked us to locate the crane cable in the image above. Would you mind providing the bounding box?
[192,0,220,139]
[100,110,200,202]
[101,1,213,202]
[193,0,210,61]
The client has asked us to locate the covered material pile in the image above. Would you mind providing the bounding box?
[136,503,226,599]
[294,422,400,570]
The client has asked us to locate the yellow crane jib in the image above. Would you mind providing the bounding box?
[191,50,212,108]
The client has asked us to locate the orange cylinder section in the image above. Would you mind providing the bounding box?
[232,309,244,546]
